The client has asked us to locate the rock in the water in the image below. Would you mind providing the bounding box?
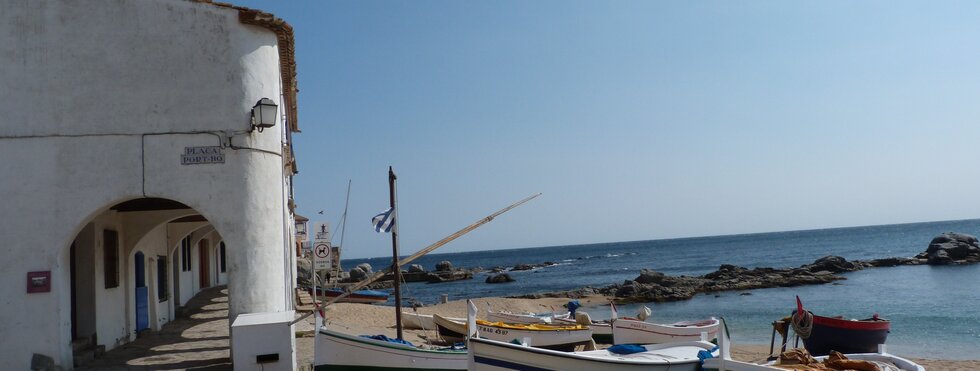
[510,264,536,271]
[808,255,859,273]
[486,273,515,284]
[435,261,454,272]
[408,264,426,273]
[634,269,666,284]
[918,232,980,264]
[349,267,368,281]
[356,263,373,274]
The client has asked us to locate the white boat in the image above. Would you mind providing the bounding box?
[612,317,720,344]
[486,308,570,324]
[701,318,924,371]
[468,336,718,371]
[555,312,614,343]
[434,314,594,350]
[316,326,468,370]
[401,312,465,330]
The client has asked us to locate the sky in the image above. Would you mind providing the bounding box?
[233,1,980,259]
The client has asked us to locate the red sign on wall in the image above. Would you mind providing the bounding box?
[27,271,51,293]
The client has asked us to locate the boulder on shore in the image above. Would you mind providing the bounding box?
[356,263,373,274]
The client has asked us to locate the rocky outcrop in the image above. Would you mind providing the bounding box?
[426,269,473,283]
[509,262,559,271]
[486,273,515,284]
[915,232,980,265]
[435,261,454,272]
[408,264,426,273]
[356,263,374,274]
[349,267,368,281]
[514,232,980,304]
[599,256,854,303]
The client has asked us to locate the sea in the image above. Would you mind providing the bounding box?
[341,218,980,360]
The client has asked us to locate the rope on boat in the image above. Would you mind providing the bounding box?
[791,310,814,340]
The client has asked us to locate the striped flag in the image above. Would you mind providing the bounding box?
[372,207,395,233]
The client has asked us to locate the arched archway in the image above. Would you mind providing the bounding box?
[65,197,230,364]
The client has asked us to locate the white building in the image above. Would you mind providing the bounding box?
[0,1,301,369]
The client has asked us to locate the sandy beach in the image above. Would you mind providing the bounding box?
[296,295,979,370]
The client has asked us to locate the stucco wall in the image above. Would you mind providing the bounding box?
[0,1,292,368]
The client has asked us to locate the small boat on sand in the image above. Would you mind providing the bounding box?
[400,311,464,330]
[433,314,594,351]
[784,296,891,356]
[486,308,569,324]
[702,318,922,371]
[316,327,468,370]
[469,336,718,371]
[612,317,721,344]
[555,314,614,344]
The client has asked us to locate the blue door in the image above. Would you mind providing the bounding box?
[135,252,149,332]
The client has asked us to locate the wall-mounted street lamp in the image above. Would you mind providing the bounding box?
[251,98,278,132]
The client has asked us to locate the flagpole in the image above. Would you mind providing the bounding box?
[389,166,404,340]
[287,192,541,326]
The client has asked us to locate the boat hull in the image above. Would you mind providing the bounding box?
[309,287,390,304]
[433,314,593,350]
[468,337,716,371]
[802,315,890,356]
[555,318,614,343]
[315,327,467,371]
[486,310,569,324]
[612,318,720,345]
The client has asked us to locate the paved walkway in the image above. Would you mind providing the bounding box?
[77,286,233,370]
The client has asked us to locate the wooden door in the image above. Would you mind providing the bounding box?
[198,240,209,288]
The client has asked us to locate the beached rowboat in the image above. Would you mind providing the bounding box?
[468,336,718,371]
[791,296,890,356]
[702,318,922,371]
[400,312,465,330]
[315,326,467,371]
[433,314,594,350]
[486,308,569,324]
[611,317,720,344]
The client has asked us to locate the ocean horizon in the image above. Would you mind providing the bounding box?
[341,218,980,360]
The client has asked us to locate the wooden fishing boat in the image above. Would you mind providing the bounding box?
[702,318,922,371]
[611,317,720,344]
[554,314,614,344]
[486,308,569,324]
[401,312,465,330]
[791,296,891,356]
[433,314,594,351]
[468,336,718,371]
[316,326,467,371]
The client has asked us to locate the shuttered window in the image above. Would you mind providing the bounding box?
[103,230,119,288]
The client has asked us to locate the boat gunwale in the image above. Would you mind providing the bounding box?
[469,336,715,365]
[319,327,468,355]
[811,314,891,331]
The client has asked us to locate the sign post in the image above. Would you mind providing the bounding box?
[313,242,330,270]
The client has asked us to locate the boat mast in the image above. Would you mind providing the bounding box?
[388,166,404,340]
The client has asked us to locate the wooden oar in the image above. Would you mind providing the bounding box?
[289,192,541,325]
